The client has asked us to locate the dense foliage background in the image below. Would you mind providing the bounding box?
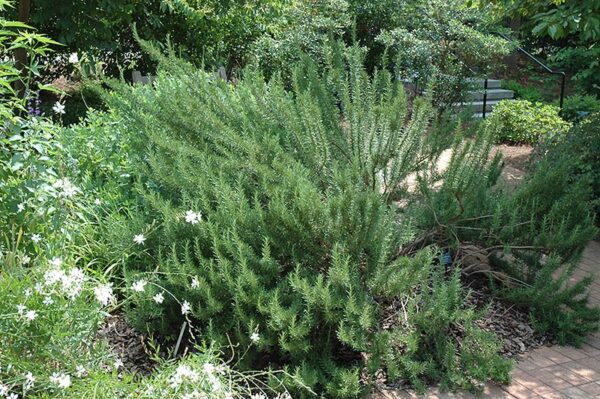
[1,0,599,398]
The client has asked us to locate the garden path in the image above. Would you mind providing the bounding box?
[371,144,600,398]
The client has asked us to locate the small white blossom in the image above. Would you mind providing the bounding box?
[191,277,200,289]
[94,283,114,306]
[21,254,31,265]
[34,283,43,293]
[153,292,164,304]
[50,257,63,267]
[68,53,79,64]
[75,365,86,378]
[133,234,146,245]
[0,384,8,396]
[94,198,102,205]
[184,210,202,224]
[169,364,199,388]
[31,233,42,244]
[17,202,26,213]
[7,393,18,399]
[53,178,78,198]
[50,372,71,389]
[24,288,32,298]
[131,279,147,293]
[250,394,267,399]
[25,310,37,322]
[17,304,26,315]
[43,296,54,306]
[52,101,66,115]
[250,332,260,343]
[203,362,215,375]
[24,372,35,390]
[114,358,124,370]
[181,300,191,315]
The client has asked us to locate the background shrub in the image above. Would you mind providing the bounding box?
[501,80,545,103]
[94,44,514,396]
[484,99,570,144]
[554,94,600,122]
[537,112,600,226]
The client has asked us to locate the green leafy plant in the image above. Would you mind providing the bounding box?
[536,112,600,226]
[484,99,570,144]
[553,94,600,122]
[501,79,544,103]
[0,0,61,120]
[414,129,599,345]
[93,43,513,396]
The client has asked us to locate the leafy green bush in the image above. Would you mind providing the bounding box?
[554,94,600,122]
[0,247,290,399]
[413,130,599,345]
[0,246,111,397]
[537,112,600,226]
[94,44,512,396]
[376,0,511,111]
[253,0,511,110]
[484,99,571,144]
[501,80,545,103]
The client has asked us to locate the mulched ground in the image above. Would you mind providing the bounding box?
[466,279,552,357]
[96,314,157,376]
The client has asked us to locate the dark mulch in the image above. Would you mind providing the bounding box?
[465,279,553,357]
[96,314,157,376]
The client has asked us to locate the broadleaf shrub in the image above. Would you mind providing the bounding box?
[536,112,600,226]
[553,94,600,122]
[97,44,513,396]
[484,99,570,144]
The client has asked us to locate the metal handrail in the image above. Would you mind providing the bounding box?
[495,32,566,110]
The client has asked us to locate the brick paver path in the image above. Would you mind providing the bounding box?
[371,240,600,399]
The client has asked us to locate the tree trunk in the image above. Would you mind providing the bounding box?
[14,0,31,98]
[505,18,521,74]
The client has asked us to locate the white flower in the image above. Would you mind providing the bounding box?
[50,257,63,267]
[52,101,66,115]
[68,53,79,64]
[44,267,66,286]
[169,364,199,388]
[50,372,71,389]
[17,304,26,315]
[24,288,32,298]
[17,202,26,212]
[250,394,267,399]
[131,279,147,293]
[25,310,37,322]
[114,358,124,370]
[63,268,86,299]
[133,234,146,245]
[34,283,43,293]
[43,296,54,306]
[181,300,191,315]
[185,210,202,224]
[153,292,164,304]
[75,365,86,378]
[202,362,215,375]
[24,372,35,390]
[94,283,114,306]
[191,277,200,289]
[0,383,8,396]
[250,332,260,343]
[21,254,31,265]
[31,233,42,244]
[94,198,102,205]
[7,393,18,399]
[53,178,78,198]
